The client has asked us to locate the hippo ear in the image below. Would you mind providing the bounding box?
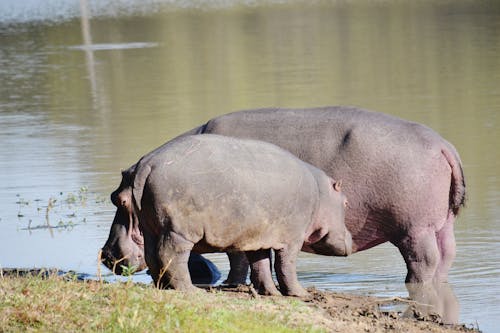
[132,164,151,211]
[332,179,342,192]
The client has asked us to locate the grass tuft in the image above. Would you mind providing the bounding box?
[0,272,326,333]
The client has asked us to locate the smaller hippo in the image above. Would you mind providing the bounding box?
[111,134,351,296]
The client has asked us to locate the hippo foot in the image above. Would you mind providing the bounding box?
[223,276,248,287]
[255,283,282,296]
[224,252,249,286]
[281,286,309,297]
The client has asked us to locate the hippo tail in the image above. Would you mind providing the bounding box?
[441,144,466,216]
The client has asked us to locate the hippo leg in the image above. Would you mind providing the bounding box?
[395,230,440,284]
[143,230,162,284]
[224,252,249,285]
[435,217,456,282]
[155,232,198,291]
[274,242,308,297]
[246,249,281,296]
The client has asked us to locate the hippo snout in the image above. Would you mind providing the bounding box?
[101,241,147,275]
[307,228,353,257]
[101,247,123,274]
[101,251,117,272]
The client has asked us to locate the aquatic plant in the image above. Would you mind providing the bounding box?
[15,194,29,218]
[14,186,107,233]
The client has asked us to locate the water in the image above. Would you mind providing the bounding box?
[1,0,499,331]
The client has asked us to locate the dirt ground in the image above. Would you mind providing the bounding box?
[215,285,480,333]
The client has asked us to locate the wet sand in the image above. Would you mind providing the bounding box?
[215,285,479,333]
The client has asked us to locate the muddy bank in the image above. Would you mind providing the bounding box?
[214,285,479,333]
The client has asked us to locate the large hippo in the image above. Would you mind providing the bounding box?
[102,106,465,285]
[106,134,351,296]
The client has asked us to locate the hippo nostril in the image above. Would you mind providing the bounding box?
[101,249,112,262]
[100,250,118,270]
[103,259,113,269]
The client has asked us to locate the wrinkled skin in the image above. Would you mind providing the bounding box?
[102,106,466,285]
[105,135,351,296]
[101,177,146,275]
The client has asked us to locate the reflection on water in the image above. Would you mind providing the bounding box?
[0,0,499,331]
[68,42,159,51]
[405,282,459,325]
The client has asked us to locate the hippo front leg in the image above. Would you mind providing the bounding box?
[155,232,198,292]
[246,249,281,296]
[143,229,162,284]
[274,242,308,297]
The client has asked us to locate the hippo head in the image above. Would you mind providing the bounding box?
[304,179,353,257]
[101,168,147,275]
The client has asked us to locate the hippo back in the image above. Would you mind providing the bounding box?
[194,106,465,252]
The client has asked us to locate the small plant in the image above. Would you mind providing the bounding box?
[57,220,75,229]
[16,194,29,218]
[65,192,78,205]
[45,197,56,228]
[120,265,137,277]
[74,186,89,205]
[121,264,138,285]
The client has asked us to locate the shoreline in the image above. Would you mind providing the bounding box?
[0,268,480,332]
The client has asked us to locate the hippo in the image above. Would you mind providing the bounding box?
[102,106,465,285]
[105,134,350,296]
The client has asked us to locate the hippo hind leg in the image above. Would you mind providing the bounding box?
[435,216,456,282]
[246,249,281,296]
[395,214,456,284]
[394,229,440,284]
[274,242,308,297]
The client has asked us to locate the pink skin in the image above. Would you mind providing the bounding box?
[194,107,465,284]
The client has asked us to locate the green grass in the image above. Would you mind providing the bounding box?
[0,273,327,333]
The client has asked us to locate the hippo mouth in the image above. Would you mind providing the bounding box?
[100,250,142,275]
[101,255,122,274]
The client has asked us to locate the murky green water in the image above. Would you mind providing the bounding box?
[1,1,499,331]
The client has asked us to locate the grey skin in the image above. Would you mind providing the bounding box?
[102,106,465,285]
[101,175,146,275]
[106,134,351,296]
